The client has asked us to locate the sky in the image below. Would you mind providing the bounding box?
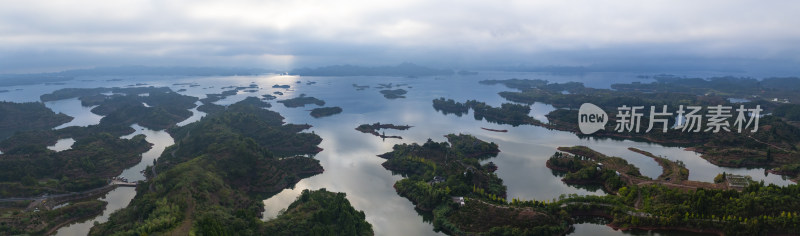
[1,0,799,74]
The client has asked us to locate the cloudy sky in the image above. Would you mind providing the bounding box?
[1,0,799,74]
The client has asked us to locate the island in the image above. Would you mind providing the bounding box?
[355,123,412,139]
[545,145,800,235]
[236,96,272,108]
[432,97,469,116]
[378,134,573,235]
[379,89,407,99]
[379,135,800,235]
[277,94,326,108]
[432,98,543,126]
[41,87,198,130]
[352,84,370,91]
[200,89,238,104]
[261,189,373,235]
[310,106,342,118]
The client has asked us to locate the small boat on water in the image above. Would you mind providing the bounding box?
[481,127,508,132]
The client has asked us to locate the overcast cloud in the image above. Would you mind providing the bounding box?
[1,0,799,74]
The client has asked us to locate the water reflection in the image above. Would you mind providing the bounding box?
[44,98,103,129]
[176,101,206,126]
[0,71,789,236]
[56,124,174,235]
[55,188,136,236]
[570,223,715,236]
[47,138,75,152]
[119,124,175,182]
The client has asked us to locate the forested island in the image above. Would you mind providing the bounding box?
[41,87,198,130]
[547,146,800,235]
[262,189,373,235]
[355,123,412,139]
[378,134,575,235]
[310,107,342,118]
[379,89,407,99]
[376,132,800,236]
[432,98,543,126]
[277,94,326,108]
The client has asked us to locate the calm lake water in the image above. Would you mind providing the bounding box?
[0,71,792,236]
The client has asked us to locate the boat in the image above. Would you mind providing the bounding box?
[481,127,508,132]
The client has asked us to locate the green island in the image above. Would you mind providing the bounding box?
[355,122,412,139]
[200,89,238,104]
[199,84,262,104]
[0,101,73,140]
[41,87,198,130]
[432,98,543,126]
[352,84,370,90]
[546,145,800,235]
[470,78,800,179]
[379,89,407,99]
[377,133,800,235]
[277,94,326,108]
[310,106,343,118]
[237,96,272,108]
[378,134,576,235]
[262,94,278,100]
[262,189,373,235]
[432,98,469,116]
[89,99,370,235]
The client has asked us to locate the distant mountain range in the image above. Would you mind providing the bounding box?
[0,63,457,87]
[52,65,272,76]
[290,63,454,77]
[0,66,272,87]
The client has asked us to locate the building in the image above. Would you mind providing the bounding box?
[726,174,751,190]
[452,196,465,206]
[429,176,446,185]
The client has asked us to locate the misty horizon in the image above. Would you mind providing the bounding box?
[1,1,799,75]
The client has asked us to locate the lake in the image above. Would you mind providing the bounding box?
[0,71,791,236]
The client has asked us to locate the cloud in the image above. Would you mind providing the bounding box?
[1,0,799,73]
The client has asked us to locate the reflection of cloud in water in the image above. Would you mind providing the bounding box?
[177,101,206,126]
[47,138,75,152]
[20,72,794,236]
[45,98,103,129]
[55,188,136,236]
[263,115,441,235]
